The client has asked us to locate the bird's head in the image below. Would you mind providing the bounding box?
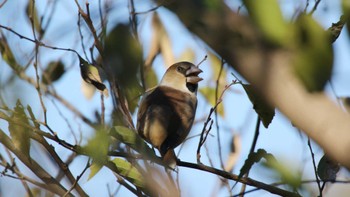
[160,62,203,93]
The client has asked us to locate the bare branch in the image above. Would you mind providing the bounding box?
[0,129,70,196]
[177,160,301,197]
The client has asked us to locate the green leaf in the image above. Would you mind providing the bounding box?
[263,154,302,190]
[42,61,65,84]
[144,66,158,90]
[88,161,103,181]
[317,154,340,182]
[199,87,225,117]
[0,36,21,72]
[109,126,159,162]
[83,129,109,164]
[242,84,275,128]
[8,100,31,157]
[293,14,333,92]
[26,105,40,128]
[342,0,350,36]
[243,0,291,46]
[238,149,267,179]
[25,0,42,35]
[112,158,145,188]
[149,12,174,67]
[104,24,143,112]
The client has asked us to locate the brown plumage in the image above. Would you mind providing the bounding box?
[137,62,203,166]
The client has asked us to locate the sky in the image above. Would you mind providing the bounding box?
[0,0,350,196]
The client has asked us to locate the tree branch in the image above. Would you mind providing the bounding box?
[0,129,70,196]
[177,160,301,197]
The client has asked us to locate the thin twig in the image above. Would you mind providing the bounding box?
[238,117,261,196]
[3,149,34,197]
[197,81,236,163]
[177,160,301,197]
[0,129,70,196]
[0,0,8,8]
[63,159,90,197]
[308,137,322,196]
[215,58,225,169]
[128,0,138,38]
[132,5,162,15]
[101,93,105,126]
[0,24,79,55]
[30,131,88,197]
[73,0,103,55]
[309,0,321,15]
[77,13,89,61]
[234,179,350,196]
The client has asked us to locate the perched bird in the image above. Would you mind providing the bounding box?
[78,55,109,97]
[137,62,203,166]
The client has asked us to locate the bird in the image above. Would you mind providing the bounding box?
[137,61,203,167]
[78,55,109,97]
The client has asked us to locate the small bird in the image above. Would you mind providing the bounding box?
[137,62,203,167]
[78,55,109,97]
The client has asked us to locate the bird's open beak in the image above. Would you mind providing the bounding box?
[186,66,203,84]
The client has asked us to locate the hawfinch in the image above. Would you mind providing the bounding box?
[137,62,203,166]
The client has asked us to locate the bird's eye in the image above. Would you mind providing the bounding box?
[177,66,184,73]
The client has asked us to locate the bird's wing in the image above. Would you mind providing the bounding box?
[137,92,175,148]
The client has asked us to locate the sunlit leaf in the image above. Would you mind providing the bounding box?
[263,154,302,190]
[8,100,31,157]
[42,61,65,84]
[144,66,158,90]
[109,126,159,162]
[243,0,291,46]
[78,55,109,97]
[199,87,224,117]
[26,105,40,128]
[242,84,275,128]
[293,14,333,92]
[112,158,145,188]
[0,36,21,72]
[144,13,161,67]
[83,129,109,164]
[150,12,174,67]
[177,48,195,63]
[342,0,350,35]
[88,162,103,181]
[104,24,142,112]
[317,154,340,182]
[25,0,42,35]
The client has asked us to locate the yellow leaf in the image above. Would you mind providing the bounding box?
[112,158,145,188]
[293,14,333,91]
[177,47,195,63]
[149,12,174,67]
[8,100,31,157]
[88,162,103,181]
[83,129,109,165]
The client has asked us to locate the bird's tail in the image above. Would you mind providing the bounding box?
[162,149,177,169]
